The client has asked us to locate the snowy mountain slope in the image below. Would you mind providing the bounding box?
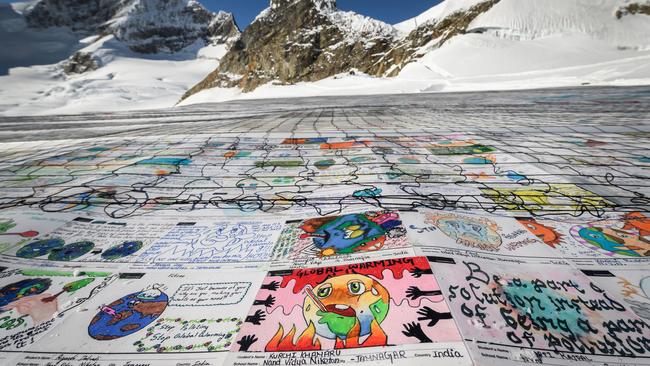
[0,35,227,116]
[182,0,650,106]
[0,0,238,116]
[394,0,484,33]
[405,0,650,78]
[468,0,650,48]
[24,0,239,53]
[105,0,238,53]
[180,50,650,106]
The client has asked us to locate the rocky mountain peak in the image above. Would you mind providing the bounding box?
[182,0,396,97]
[24,0,240,53]
[270,0,336,12]
[181,0,502,100]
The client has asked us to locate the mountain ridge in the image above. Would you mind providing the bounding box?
[182,0,650,103]
[181,0,503,100]
[24,0,240,54]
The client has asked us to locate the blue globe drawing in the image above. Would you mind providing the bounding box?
[101,241,143,260]
[16,238,64,258]
[48,241,95,261]
[88,289,168,341]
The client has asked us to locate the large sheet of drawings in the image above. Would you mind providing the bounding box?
[0,88,648,366]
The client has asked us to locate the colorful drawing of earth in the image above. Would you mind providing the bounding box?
[101,241,143,260]
[0,278,51,308]
[48,241,95,261]
[88,289,168,341]
[16,238,65,258]
[299,212,402,256]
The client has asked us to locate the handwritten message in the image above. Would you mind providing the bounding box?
[136,221,283,264]
[133,317,241,353]
[170,282,251,306]
[445,261,650,358]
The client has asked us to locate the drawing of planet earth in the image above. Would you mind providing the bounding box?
[0,278,52,308]
[88,289,168,341]
[48,241,95,261]
[101,241,143,260]
[16,238,64,258]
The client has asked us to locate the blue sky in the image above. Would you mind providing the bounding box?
[204,1,443,28]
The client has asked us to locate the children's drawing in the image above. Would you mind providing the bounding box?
[136,220,283,264]
[16,238,65,258]
[403,210,553,257]
[597,273,650,322]
[428,142,495,155]
[275,211,409,262]
[0,278,52,310]
[48,240,95,261]
[570,213,650,257]
[517,217,563,248]
[9,217,175,263]
[133,317,240,353]
[621,212,649,235]
[436,259,650,361]
[2,278,95,323]
[101,241,143,260]
[234,257,461,352]
[424,212,502,251]
[282,138,328,145]
[0,219,38,239]
[88,285,168,340]
[481,184,612,214]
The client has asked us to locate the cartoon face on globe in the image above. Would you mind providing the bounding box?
[298,212,403,257]
[302,274,389,340]
[88,286,168,340]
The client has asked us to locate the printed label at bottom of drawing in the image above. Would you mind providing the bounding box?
[226,342,472,366]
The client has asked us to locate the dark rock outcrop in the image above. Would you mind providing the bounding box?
[62,52,99,74]
[615,2,650,19]
[24,0,124,33]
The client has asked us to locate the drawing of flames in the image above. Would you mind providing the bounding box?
[266,322,321,351]
[265,274,390,351]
